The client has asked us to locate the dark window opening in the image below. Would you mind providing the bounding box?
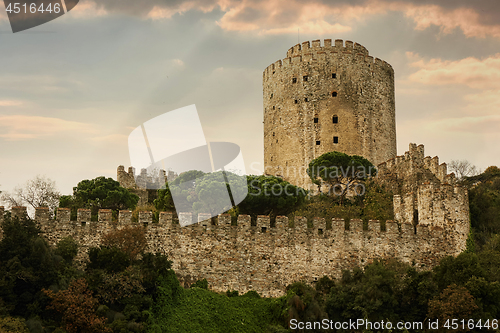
[270,93,273,98]
[276,139,278,143]
[272,71,275,74]
[332,91,338,97]
[333,136,339,144]
[314,117,318,123]
[304,97,308,102]
[303,75,308,82]
[143,222,148,228]
[294,99,298,104]
[272,132,275,136]
[272,106,275,110]
[332,73,337,79]
[261,227,267,233]
[318,228,323,235]
[292,77,297,83]
[316,141,320,145]
[332,116,338,123]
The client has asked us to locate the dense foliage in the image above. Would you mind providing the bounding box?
[307,151,377,203]
[0,214,171,332]
[59,177,140,221]
[155,173,308,220]
[466,166,500,248]
[1,166,499,332]
[238,175,307,218]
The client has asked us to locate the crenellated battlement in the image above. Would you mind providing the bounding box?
[377,143,458,197]
[263,38,396,189]
[264,39,393,82]
[0,197,468,297]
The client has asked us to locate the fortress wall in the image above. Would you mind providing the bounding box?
[0,204,468,297]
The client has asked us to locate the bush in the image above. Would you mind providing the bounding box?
[55,237,78,263]
[190,279,208,290]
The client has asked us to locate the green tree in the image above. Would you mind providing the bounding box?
[307,151,376,204]
[87,246,130,274]
[238,175,307,218]
[59,176,139,220]
[0,213,59,317]
[55,236,79,264]
[154,170,205,213]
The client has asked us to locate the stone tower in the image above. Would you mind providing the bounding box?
[263,39,396,189]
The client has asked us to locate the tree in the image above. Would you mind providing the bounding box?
[44,278,111,333]
[0,213,60,317]
[427,284,478,330]
[0,317,29,333]
[154,170,205,214]
[101,226,147,261]
[0,175,60,217]
[238,175,307,218]
[55,236,79,264]
[448,159,480,180]
[307,151,376,204]
[59,176,139,220]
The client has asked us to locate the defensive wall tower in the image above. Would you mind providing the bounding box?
[263,39,396,189]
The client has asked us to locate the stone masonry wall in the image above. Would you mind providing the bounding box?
[263,39,397,189]
[0,204,468,297]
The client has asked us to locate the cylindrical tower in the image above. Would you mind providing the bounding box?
[263,39,396,189]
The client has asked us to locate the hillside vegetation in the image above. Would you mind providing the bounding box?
[0,167,499,332]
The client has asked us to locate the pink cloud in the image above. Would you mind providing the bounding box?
[0,115,96,141]
[402,4,500,39]
[45,0,500,38]
[407,52,500,90]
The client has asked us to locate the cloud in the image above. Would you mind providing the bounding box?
[90,133,128,143]
[0,115,96,141]
[0,100,23,107]
[70,0,219,19]
[428,115,500,134]
[407,52,500,90]
[402,4,500,39]
[65,0,500,38]
[215,0,392,35]
[0,75,84,94]
[171,59,185,68]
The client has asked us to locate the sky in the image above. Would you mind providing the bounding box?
[0,0,499,196]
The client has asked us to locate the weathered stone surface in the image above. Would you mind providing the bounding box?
[263,39,397,189]
[1,185,468,298]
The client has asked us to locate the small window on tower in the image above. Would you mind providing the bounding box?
[314,117,318,123]
[292,78,297,83]
[303,75,308,82]
[294,99,298,104]
[270,93,273,98]
[316,141,321,145]
[332,73,337,79]
[273,132,275,136]
[305,97,308,102]
[332,91,338,97]
[333,136,339,144]
[332,116,338,123]
[273,106,275,110]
